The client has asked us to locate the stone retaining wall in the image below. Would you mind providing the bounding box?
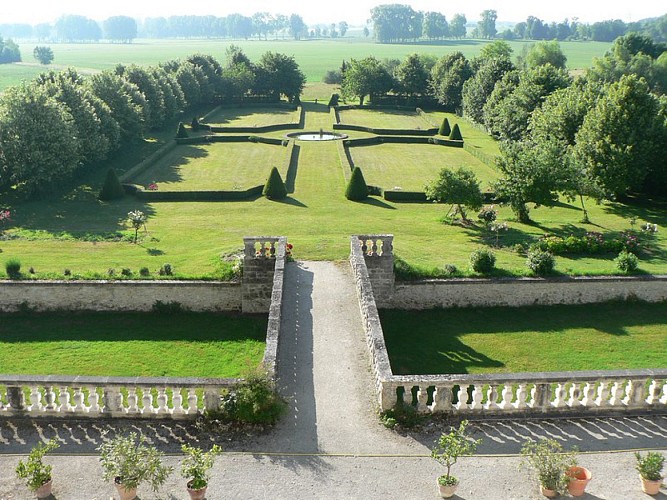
[0,280,241,312]
[391,275,667,309]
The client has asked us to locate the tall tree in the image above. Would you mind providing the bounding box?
[341,56,394,105]
[462,55,514,123]
[395,53,429,96]
[477,10,497,39]
[522,41,567,69]
[449,14,467,39]
[258,52,306,103]
[430,52,473,111]
[289,14,307,40]
[103,16,137,43]
[423,12,448,40]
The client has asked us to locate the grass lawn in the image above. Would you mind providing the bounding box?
[2,39,611,93]
[349,143,499,191]
[203,106,300,127]
[0,312,267,377]
[424,111,501,159]
[133,142,288,191]
[1,103,666,278]
[380,302,667,375]
[338,108,433,130]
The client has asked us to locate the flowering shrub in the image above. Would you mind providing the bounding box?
[469,248,496,274]
[532,231,641,255]
[147,183,158,191]
[477,205,498,225]
[286,243,294,259]
[615,251,639,273]
[527,250,556,276]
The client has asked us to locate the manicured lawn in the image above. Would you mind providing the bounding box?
[203,106,299,127]
[424,111,501,159]
[380,303,667,375]
[349,143,499,191]
[1,104,666,279]
[339,109,433,130]
[133,142,288,191]
[0,312,267,377]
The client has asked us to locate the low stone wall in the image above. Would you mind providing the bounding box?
[0,280,241,312]
[391,275,667,309]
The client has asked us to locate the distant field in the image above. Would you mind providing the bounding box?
[350,143,498,191]
[204,106,300,127]
[134,142,288,191]
[0,38,612,92]
[381,303,667,375]
[339,108,433,129]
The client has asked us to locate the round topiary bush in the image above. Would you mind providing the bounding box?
[176,121,189,138]
[439,117,451,136]
[98,168,125,201]
[345,167,369,201]
[615,250,639,273]
[263,167,288,200]
[527,250,556,276]
[469,248,496,274]
[449,123,463,141]
[5,258,21,278]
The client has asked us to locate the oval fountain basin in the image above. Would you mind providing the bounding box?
[286,131,347,141]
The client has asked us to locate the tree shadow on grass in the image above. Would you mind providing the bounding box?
[204,106,294,126]
[603,196,667,225]
[275,196,308,208]
[357,197,396,210]
[133,144,209,185]
[284,144,300,193]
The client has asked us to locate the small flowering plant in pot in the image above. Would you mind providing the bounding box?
[635,451,665,495]
[15,438,60,498]
[181,444,222,500]
[431,420,482,498]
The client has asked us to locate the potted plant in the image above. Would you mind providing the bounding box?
[15,439,60,499]
[98,432,173,500]
[520,438,577,497]
[431,420,482,498]
[181,444,222,500]
[636,451,665,495]
[566,464,592,497]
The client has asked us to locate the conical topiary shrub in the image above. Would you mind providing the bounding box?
[98,168,125,201]
[439,117,451,136]
[176,121,189,138]
[449,123,463,141]
[263,167,288,200]
[345,167,369,201]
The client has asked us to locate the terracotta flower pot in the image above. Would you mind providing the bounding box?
[567,466,592,497]
[34,478,53,499]
[114,477,138,500]
[640,476,663,496]
[540,485,558,498]
[187,480,208,500]
[437,478,459,498]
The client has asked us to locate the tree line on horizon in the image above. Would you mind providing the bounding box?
[0,7,665,44]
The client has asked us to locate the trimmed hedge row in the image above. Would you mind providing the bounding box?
[383,190,428,202]
[343,136,463,147]
[123,184,264,202]
[333,123,438,136]
[204,105,302,134]
[176,135,288,145]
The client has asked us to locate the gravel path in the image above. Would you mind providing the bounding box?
[0,260,665,499]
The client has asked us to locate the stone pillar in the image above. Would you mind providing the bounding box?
[242,237,283,313]
[356,235,394,307]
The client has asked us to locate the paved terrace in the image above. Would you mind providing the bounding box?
[0,261,665,499]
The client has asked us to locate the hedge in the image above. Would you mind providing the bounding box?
[383,190,428,202]
[124,185,264,201]
[333,123,438,136]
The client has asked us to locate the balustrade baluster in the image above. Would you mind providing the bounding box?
[596,381,610,407]
[624,378,648,408]
[58,386,71,413]
[454,386,468,411]
[486,385,499,410]
[87,386,100,413]
[187,388,198,413]
[553,383,567,408]
[568,383,582,407]
[645,380,661,405]
[530,384,550,410]
[44,386,57,411]
[581,382,596,407]
[126,388,139,414]
[470,385,483,410]
[433,385,453,413]
[499,384,514,409]
[104,387,123,413]
[171,388,185,415]
[416,386,429,411]
[660,381,667,405]
[157,388,169,414]
[371,239,378,255]
[515,384,528,409]
[29,386,42,412]
[142,389,154,414]
[609,381,625,406]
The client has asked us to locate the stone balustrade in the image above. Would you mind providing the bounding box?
[244,236,282,259]
[383,371,667,416]
[355,235,393,256]
[0,375,237,419]
[350,233,667,417]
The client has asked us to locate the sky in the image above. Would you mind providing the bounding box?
[1,0,663,26]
